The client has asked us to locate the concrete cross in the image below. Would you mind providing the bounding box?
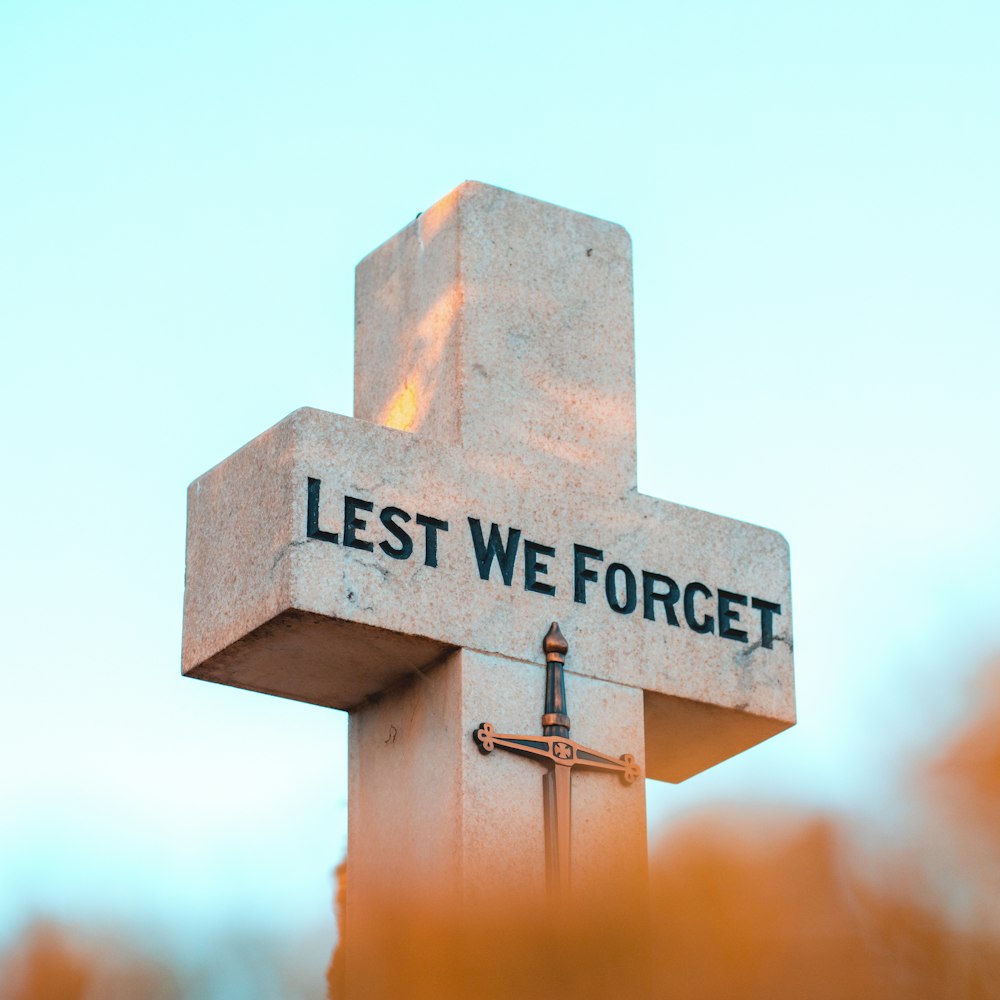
[181,182,794,988]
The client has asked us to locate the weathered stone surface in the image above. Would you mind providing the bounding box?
[182,405,793,781]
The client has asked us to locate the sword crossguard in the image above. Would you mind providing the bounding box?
[471,727,642,783]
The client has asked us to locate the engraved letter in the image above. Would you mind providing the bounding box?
[379,506,413,560]
[524,540,556,596]
[344,496,374,552]
[642,571,680,625]
[605,562,637,614]
[683,582,714,634]
[718,589,749,643]
[752,597,782,650]
[416,513,449,567]
[306,478,338,544]
[468,518,521,586]
[573,544,604,604]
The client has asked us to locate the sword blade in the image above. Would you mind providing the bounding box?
[543,763,572,900]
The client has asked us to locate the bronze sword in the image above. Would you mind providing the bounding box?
[472,622,641,900]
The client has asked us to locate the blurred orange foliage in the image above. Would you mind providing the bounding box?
[328,656,1000,999]
[0,922,179,1000]
[4,658,999,999]
[1,924,92,1000]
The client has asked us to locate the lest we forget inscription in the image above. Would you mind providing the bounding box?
[308,480,784,649]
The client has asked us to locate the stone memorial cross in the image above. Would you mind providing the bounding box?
[182,182,794,979]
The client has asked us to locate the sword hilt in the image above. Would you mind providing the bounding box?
[542,622,570,738]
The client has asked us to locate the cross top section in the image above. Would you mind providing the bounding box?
[354,181,638,497]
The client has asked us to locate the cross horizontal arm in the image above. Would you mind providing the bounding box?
[185,405,793,783]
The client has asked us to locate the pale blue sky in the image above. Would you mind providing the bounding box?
[2,0,998,982]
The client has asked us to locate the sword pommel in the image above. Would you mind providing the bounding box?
[543,621,568,662]
[543,623,570,738]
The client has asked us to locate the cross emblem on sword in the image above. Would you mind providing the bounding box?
[473,622,642,898]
